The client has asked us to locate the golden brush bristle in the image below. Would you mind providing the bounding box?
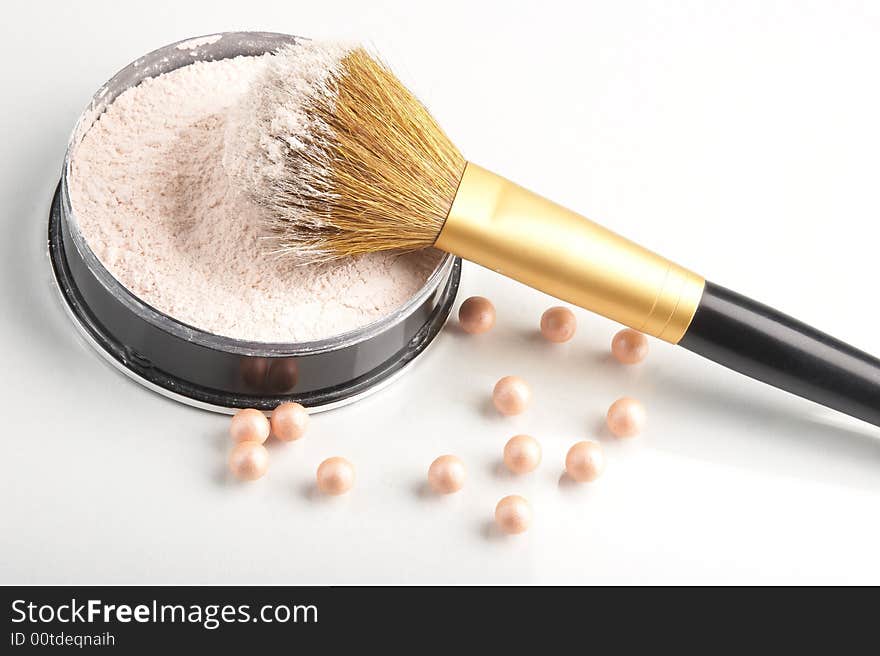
[232,43,466,262]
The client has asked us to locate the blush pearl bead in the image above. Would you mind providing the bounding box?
[611,329,649,364]
[316,457,355,495]
[229,408,270,444]
[606,397,647,438]
[458,296,496,334]
[539,306,577,343]
[228,441,269,481]
[492,376,532,416]
[503,435,542,474]
[494,495,532,535]
[427,455,466,494]
[270,402,310,442]
[564,441,605,482]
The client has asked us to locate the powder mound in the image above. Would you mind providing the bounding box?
[70,53,441,343]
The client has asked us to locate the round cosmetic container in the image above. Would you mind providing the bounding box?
[48,32,460,413]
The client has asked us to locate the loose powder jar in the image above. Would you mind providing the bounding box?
[49,32,460,412]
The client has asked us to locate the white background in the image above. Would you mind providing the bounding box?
[2,0,880,585]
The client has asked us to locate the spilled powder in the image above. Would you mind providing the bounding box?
[70,54,440,343]
[175,34,222,51]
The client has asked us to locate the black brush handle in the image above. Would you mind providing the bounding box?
[678,282,880,427]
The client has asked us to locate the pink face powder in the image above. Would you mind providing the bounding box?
[69,54,440,343]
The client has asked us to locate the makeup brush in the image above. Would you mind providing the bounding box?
[233,43,880,428]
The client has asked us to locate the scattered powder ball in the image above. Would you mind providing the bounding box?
[564,441,605,482]
[492,375,532,416]
[70,53,440,343]
[427,455,466,494]
[606,397,647,438]
[228,440,269,481]
[270,402,309,442]
[457,296,495,335]
[494,495,532,535]
[229,408,270,444]
[503,435,541,474]
[316,457,356,495]
[539,306,577,343]
[611,328,649,364]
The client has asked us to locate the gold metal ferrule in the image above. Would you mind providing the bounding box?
[436,162,705,343]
